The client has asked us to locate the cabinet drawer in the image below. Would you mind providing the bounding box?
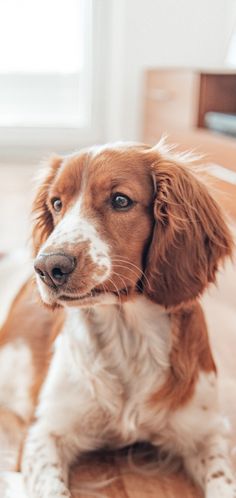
[143,70,199,136]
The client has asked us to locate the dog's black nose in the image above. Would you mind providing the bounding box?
[34,253,76,287]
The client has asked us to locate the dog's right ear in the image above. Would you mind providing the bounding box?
[32,155,62,256]
[142,149,233,308]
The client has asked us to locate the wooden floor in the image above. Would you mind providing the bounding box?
[0,162,236,497]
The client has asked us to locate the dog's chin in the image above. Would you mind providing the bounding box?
[58,291,120,307]
[36,278,131,308]
[41,291,126,308]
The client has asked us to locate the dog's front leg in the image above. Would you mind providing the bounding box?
[22,422,72,498]
[20,330,105,498]
[184,432,236,498]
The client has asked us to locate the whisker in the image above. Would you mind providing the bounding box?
[111,258,152,291]
[111,271,129,296]
[112,258,149,280]
[112,267,143,293]
[112,263,141,279]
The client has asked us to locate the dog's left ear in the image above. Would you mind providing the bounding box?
[32,155,62,257]
[142,149,233,308]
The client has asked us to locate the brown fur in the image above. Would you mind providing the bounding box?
[143,154,233,307]
[32,155,63,256]
[29,144,234,415]
[32,148,154,295]
[1,143,233,455]
[149,301,216,409]
[32,147,233,306]
[0,278,64,408]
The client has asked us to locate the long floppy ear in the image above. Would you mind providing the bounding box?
[32,155,62,256]
[143,149,233,308]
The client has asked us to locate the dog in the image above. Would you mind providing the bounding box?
[0,141,235,498]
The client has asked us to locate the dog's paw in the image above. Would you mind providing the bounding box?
[0,472,28,498]
[206,475,236,498]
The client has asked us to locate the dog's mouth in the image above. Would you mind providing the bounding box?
[58,287,129,303]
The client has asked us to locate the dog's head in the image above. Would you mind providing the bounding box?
[32,142,233,308]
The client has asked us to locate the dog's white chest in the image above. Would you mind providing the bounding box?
[37,297,172,448]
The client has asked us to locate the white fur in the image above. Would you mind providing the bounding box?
[35,296,171,442]
[168,372,219,452]
[0,472,28,498]
[2,141,236,497]
[37,195,111,304]
[168,374,236,497]
[19,295,236,497]
[21,297,173,497]
[39,197,110,273]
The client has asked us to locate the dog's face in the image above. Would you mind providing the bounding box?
[33,143,232,308]
[33,145,154,307]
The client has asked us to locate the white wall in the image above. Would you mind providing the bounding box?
[225,0,236,39]
[105,0,234,143]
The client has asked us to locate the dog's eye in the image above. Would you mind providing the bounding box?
[51,197,62,212]
[111,193,133,210]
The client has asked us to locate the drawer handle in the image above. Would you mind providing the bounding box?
[148,88,174,102]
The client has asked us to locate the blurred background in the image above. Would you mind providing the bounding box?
[1,2,236,487]
[0,0,236,251]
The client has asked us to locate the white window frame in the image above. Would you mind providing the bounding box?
[0,0,110,160]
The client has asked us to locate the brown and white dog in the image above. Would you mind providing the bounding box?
[0,141,235,498]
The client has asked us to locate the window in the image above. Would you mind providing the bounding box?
[0,0,108,155]
[0,0,92,127]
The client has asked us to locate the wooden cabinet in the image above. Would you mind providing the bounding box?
[143,69,199,139]
[143,68,236,142]
[198,73,236,127]
[143,70,199,133]
[142,68,236,221]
